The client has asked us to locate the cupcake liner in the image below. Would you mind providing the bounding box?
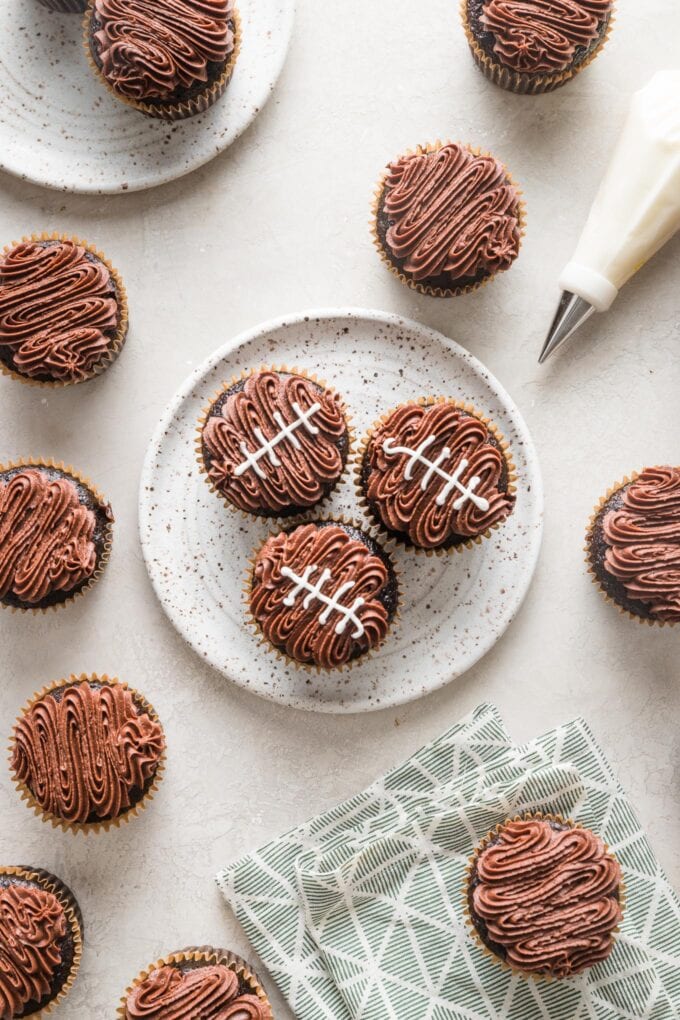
[0,458,113,614]
[196,365,356,524]
[117,945,273,1019]
[355,397,517,557]
[83,6,242,122]
[584,471,675,628]
[460,0,616,95]
[8,673,166,834]
[244,514,402,674]
[0,232,129,389]
[463,811,625,982]
[0,865,83,1016]
[371,140,526,298]
[37,0,87,11]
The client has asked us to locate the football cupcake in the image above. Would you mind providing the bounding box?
[199,368,351,519]
[358,399,516,553]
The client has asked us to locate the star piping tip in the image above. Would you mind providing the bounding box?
[539,291,595,364]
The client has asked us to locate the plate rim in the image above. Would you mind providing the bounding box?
[0,0,296,195]
[138,307,544,714]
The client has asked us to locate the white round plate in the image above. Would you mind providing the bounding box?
[140,309,543,713]
[0,0,294,194]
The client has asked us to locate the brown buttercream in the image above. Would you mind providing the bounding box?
[12,681,165,825]
[202,371,348,516]
[381,144,521,284]
[480,0,612,74]
[472,818,622,977]
[364,402,515,549]
[125,965,271,1019]
[251,524,392,669]
[0,240,119,382]
[602,466,680,623]
[0,470,98,605]
[93,0,236,102]
[0,884,66,1019]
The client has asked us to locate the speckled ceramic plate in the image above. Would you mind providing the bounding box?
[139,309,543,713]
[0,0,294,194]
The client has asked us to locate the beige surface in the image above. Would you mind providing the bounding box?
[0,1,678,1016]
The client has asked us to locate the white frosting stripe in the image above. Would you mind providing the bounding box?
[383,435,490,512]
[234,401,322,479]
[281,564,365,638]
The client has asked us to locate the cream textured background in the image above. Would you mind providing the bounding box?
[0,1,679,1016]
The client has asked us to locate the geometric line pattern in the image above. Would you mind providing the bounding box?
[216,704,680,1020]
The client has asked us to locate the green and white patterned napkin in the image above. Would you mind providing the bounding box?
[216,705,680,1019]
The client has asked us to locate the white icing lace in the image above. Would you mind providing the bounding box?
[234,402,322,479]
[280,564,365,638]
[383,435,490,511]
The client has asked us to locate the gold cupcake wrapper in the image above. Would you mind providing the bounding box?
[244,513,403,674]
[8,673,166,834]
[117,945,273,1019]
[354,397,517,557]
[584,469,676,628]
[371,140,526,298]
[196,364,356,525]
[463,811,626,982]
[0,458,113,614]
[83,6,242,122]
[0,865,83,1016]
[0,232,129,389]
[460,0,616,95]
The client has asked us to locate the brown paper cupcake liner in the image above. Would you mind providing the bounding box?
[8,673,166,834]
[0,232,129,389]
[196,365,356,524]
[354,397,517,557]
[244,513,402,674]
[463,811,625,982]
[0,458,113,614]
[83,6,242,122]
[371,140,526,298]
[0,865,83,1016]
[460,0,616,95]
[117,945,273,1019]
[584,471,675,628]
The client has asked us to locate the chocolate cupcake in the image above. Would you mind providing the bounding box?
[586,466,680,625]
[0,866,83,1017]
[199,368,352,519]
[119,946,272,1019]
[86,0,241,121]
[10,674,166,832]
[372,142,524,297]
[0,460,113,612]
[462,0,615,94]
[358,399,516,553]
[0,235,128,387]
[466,814,623,978]
[247,520,400,670]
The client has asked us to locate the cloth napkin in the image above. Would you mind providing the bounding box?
[216,705,680,1019]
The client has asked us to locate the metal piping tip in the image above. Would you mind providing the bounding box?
[539,291,595,364]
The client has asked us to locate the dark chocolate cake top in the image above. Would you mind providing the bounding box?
[0,883,67,1017]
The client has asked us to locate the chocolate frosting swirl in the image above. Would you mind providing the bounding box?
[382,144,521,284]
[93,0,236,102]
[364,402,515,548]
[0,884,66,1019]
[602,466,680,622]
[11,681,165,825]
[125,965,271,1019]
[203,371,348,516]
[251,524,393,669]
[0,241,119,382]
[472,818,622,977]
[480,0,612,74]
[0,470,98,605]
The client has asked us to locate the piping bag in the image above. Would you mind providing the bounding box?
[540,70,680,363]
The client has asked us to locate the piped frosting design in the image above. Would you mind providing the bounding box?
[125,964,271,1019]
[380,143,521,286]
[601,466,680,622]
[363,402,515,549]
[480,0,612,74]
[471,818,622,977]
[0,884,66,1019]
